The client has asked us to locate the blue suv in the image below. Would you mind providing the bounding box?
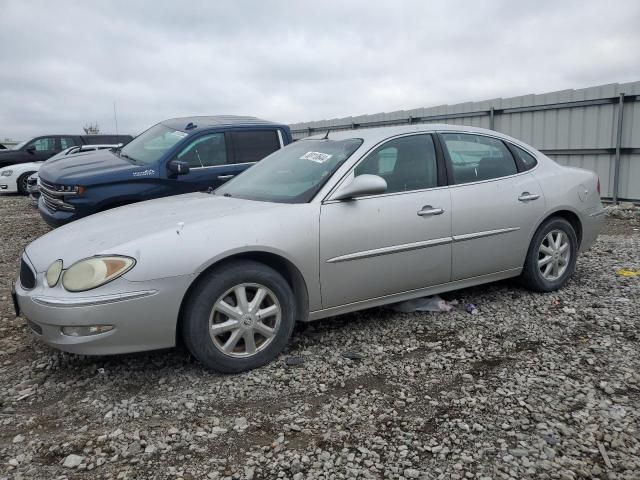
[38,116,292,227]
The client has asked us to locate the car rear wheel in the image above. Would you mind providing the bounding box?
[520,217,578,292]
[181,260,296,373]
[17,172,35,195]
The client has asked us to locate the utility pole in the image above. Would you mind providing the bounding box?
[113,102,119,135]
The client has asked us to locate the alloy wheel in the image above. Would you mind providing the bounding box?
[537,229,571,281]
[209,283,281,358]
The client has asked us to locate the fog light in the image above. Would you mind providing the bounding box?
[61,325,114,337]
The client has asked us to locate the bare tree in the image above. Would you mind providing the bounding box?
[83,122,100,135]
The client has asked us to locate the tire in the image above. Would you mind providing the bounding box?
[181,260,296,373]
[17,172,35,195]
[520,217,578,292]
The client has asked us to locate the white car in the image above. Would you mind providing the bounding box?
[0,144,120,195]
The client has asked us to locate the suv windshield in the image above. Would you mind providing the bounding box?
[119,124,188,165]
[216,138,363,203]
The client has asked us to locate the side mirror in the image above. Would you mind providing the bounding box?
[26,146,36,154]
[167,160,190,176]
[333,174,387,201]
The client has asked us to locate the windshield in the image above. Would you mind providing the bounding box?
[13,141,28,150]
[119,124,188,165]
[216,138,363,203]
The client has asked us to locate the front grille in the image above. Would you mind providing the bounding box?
[20,257,36,290]
[39,179,75,212]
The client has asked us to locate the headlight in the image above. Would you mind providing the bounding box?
[1,170,13,177]
[46,259,63,287]
[62,256,135,292]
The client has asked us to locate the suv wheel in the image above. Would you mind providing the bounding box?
[520,217,578,292]
[181,260,296,373]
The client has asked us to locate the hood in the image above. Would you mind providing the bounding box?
[25,193,285,271]
[38,149,156,185]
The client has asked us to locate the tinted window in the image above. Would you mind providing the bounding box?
[511,144,537,170]
[232,130,280,164]
[60,137,77,149]
[441,133,517,184]
[355,134,438,193]
[27,137,56,151]
[177,133,227,167]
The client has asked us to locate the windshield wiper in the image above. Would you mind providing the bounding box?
[223,193,232,197]
[120,153,139,165]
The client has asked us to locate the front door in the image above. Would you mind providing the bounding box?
[25,137,58,162]
[170,132,240,192]
[439,132,546,280]
[319,133,452,308]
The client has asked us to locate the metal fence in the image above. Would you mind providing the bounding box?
[290,81,640,202]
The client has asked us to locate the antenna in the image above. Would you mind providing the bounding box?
[323,129,331,139]
[113,102,119,135]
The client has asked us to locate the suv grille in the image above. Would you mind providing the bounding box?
[20,257,36,290]
[39,179,75,212]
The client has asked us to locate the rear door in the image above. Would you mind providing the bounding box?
[439,132,545,280]
[319,133,452,308]
[229,129,282,178]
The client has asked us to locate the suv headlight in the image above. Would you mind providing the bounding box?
[62,256,136,292]
[1,170,13,177]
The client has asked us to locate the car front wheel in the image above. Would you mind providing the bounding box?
[520,217,578,292]
[181,260,296,373]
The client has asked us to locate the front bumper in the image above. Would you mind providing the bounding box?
[14,270,193,355]
[38,196,80,227]
[0,176,18,193]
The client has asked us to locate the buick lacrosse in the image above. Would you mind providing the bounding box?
[14,124,605,372]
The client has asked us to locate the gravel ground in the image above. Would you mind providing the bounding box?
[1,195,639,480]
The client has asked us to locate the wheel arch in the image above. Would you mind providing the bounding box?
[527,207,584,256]
[17,170,37,193]
[175,250,310,345]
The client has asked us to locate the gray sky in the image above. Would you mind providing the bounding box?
[1,0,639,140]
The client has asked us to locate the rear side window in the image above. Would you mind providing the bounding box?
[177,133,227,167]
[441,133,517,184]
[354,134,438,193]
[231,130,280,164]
[511,144,538,171]
[60,137,77,149]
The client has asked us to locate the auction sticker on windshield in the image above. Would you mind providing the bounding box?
[300,152,333,163]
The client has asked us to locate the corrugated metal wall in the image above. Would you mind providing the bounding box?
[289,81,640,201]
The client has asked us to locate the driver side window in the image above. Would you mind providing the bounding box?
[176,133,227,168]
[27,137,56,151]
[354,134,438,194]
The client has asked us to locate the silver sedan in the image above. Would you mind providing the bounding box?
[14,124,605,372]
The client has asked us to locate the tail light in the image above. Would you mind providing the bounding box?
[596,178,601,196]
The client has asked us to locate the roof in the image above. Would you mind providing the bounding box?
[160,115,286,132]
[303,123,532,149]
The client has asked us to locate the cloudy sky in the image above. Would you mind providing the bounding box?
[1,0,639,140]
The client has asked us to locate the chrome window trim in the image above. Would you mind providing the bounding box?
[438,130,540,187]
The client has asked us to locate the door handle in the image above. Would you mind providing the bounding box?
[217,174,235,180]
[417,205,444,217]
[518,192,540,202]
